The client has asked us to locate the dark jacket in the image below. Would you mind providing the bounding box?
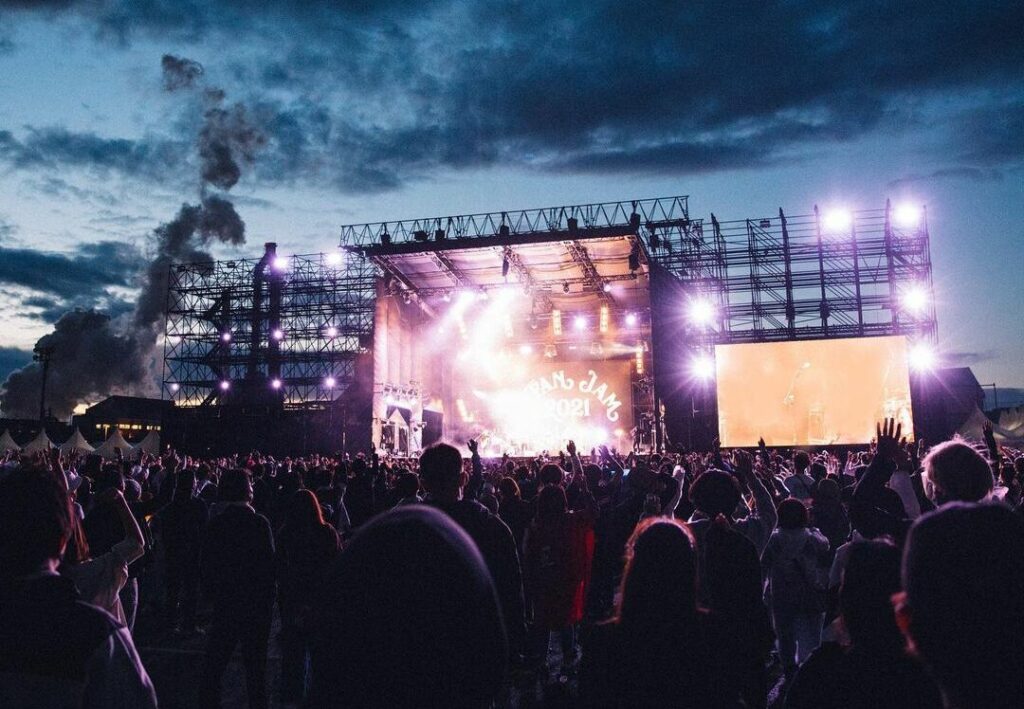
[200,504,276,613]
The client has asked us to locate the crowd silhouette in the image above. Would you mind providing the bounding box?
[0,417,1022,708]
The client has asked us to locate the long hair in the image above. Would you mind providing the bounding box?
[284,488,325,531]
[616,517,700,631]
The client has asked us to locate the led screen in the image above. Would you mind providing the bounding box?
[715,335,913,447]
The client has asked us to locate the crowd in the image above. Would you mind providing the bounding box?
[0,418,1022,708]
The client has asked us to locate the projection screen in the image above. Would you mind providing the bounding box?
[715,335,914,447]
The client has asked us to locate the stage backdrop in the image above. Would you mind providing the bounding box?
[715,335,913,447]
[447,357,634,456]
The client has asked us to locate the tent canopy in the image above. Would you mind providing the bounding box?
[22,429,54,454]
[94,429,134,460]
[133,430,161,458]
[0,430,20,453]
[60,428,95,455]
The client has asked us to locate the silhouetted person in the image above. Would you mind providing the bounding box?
[420,442,526,658]
[0,467,156,707]
[276,489,339,704]
[198,469,275,709]
[308,505,507,708]
[899,503,1024,708]
[157,469,208,633]
[579,518,742,708]
[786,540,942,708]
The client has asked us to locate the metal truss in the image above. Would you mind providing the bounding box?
[648,200,937,349]
[162,251,376,409]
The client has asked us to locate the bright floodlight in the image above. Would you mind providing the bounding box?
[894,203,920,228]
[574,315,587,330]
[326,325,338,338]
[272,256,289,271]
[908,343,937,371]
[169,383,179,392]
[219,380,230,391]
[625,312,638,327]
[270,378,282,390]
[602,282,613,293]
[272,328,284,341]
[823,208,852,232]
[691,354,715,380]
[326,251,344,266]
[519,344,533,355]
[688,298,715,326]
[902,284,929,314]
[324,376,337,388]
[221,331,232,342]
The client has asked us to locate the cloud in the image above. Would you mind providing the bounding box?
[946,350,999,367]
[888,167,1005,188]
[0,240,143,302]
[0,347,31,385]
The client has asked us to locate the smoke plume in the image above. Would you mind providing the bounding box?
[0,55,261,418]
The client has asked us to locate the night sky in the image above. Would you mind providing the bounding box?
[0,1,1021,413]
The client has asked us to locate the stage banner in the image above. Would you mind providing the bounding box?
[453,358,634,456]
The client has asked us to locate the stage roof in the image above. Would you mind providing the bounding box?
[368,234,650,314]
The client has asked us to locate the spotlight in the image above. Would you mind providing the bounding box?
[272,328,284,341]
[602,282,612,293]
[687,298,715,326]
[574,315,587,331]
[273,256,289,271]
[169,383,179,392]
[413,229,429,242]
[219,380,231,391]
[822,208,852,232]
[326,250,344,266]
[442,291,451,302]
[326,326,338,338]
[625,312,638,327]
[221,331,232,342]
[324,376,337,388]
[691,354,715,380]
[519,344,533,355]
[894,203,920,228]
[901,284,929,314]
[270,378,282,390]
[908,343,937,371]
[380,230,391,245]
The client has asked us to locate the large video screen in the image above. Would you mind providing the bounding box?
[715,335,913,447]
[446,358,634,457]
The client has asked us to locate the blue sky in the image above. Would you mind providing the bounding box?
[0,1,1021,416]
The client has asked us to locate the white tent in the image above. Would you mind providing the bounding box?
[957,406,1024,445]
[133,430,160,458]
[22,429,54,454]
[94,429,133,460]
[60,428,95,455]
[0,430,20,453]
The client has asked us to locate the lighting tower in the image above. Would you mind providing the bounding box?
[33,343,54,422]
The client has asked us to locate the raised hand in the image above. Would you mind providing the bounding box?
[566,440,577,456]
[876,418,910,468]
[467,439,478,454]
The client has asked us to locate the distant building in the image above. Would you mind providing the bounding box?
[72,396,173,443]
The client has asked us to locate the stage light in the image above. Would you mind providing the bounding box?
[270,378,282,390]
[688,298,715,326]
[551,309,562,336]
[272,328,284,341]
[457,290,476,305]
[625,312,638,327]
[479,289,490,301]
[574,315,587,331]
[442,291,451,302]
[169,383,179,392]
[221,332,232,342]
[219,380,230,391]
[602,282,612,293]
[635,344,644,375]
[273,256,289,271]
[326,250,344,267]
[324,376,337,388]
[326,325,338,338]
[822,208,852,232]
[691,354,715,380]
[908,343,937,371]
[894,203,920,228]
[599,305,610,333]
[519,344,533,355]
[901,284,929,314]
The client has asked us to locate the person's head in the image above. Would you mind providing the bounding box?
[922,439,993,504]
[777,497,809,530]
[839,540,903,650]
[419,443,465,500]
[793,450,810,474]
[217,468,253,503]
[583,463,603,490]
[808,461,827,482]
[497,476,520,502]
[617,518,699,629]
[395,471,420,499]
[536,484,568,522]
[0,468,72,577]
[812,477,840,504]
[93,465,124,495]
[479,492,499,515]
[899,503,1024,708]
[689,470,742,518]
[174,469,196,500]
[538,463,564,488]
[309,506,506,708]
[285,488,325,529]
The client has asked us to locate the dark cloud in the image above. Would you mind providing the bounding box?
[955,100,1024,165]
[888,167,1005,188]
[0,240,143,302]
[0,347,31,386]
[946,350,999,367]
[162,53,204,90]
